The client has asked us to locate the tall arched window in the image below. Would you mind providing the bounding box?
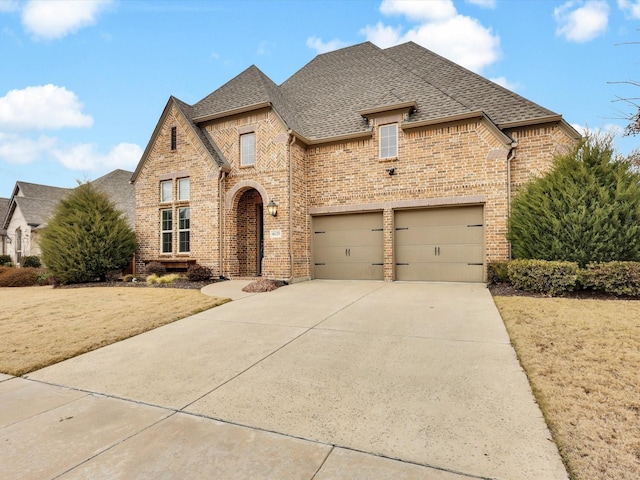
[15,228,22,263]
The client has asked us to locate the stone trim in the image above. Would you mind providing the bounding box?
[309,195,487,216]
[225,180,270,208]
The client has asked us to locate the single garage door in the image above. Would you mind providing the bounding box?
[395,206,484,282]
[313,212,384,280]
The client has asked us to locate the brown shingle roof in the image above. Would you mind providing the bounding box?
[172,41,567,142]
[384,41,558,126]
[0,197,9,235]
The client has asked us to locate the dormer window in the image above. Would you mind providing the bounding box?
[379,123,397,159]
[240,133,255,166]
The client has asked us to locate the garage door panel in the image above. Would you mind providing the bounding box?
[314,230,382,248]
[395,206,484,282]
[314,262,384,280]
[313,212,383,280]
[396,262,484,282]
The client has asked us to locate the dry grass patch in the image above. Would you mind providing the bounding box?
[0,286,229,376]
[494,296,640,480]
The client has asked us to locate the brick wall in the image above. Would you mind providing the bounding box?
[135,103,576,282]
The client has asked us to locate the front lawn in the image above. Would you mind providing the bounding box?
[494,295,640,480]
[0,286,229,376]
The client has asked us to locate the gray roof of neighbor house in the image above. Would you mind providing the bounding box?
[90,169,135,228]
[0,197,9,235]
[3,183,71,230]
[189,41,568,142]
[3,171,136,231]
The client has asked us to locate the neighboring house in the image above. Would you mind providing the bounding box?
[132,41,579,283]
[2,183,71,264]
[1,170,135,265]
[0,197,9,256]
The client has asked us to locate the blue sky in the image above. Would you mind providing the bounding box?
[1,0,640,198]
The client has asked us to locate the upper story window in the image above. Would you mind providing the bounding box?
[161,180,172,202]
[171,126,177,150]
[178,178,190,201]
[379,123,398,159]
[240,133,256,166]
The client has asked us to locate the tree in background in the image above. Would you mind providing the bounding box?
[508,134,640,267]
[40,182,137,284]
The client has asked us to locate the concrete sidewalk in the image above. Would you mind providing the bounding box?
[3,281,568,480]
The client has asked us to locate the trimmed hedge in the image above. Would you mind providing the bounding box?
[21,255,41,268]
[145,261,166,276]
[507,259,579,296]
[0,254,11,265]
[187,263,212,282]
[487,261,510,284]
[579,262,640,297]
[0,267,40,287]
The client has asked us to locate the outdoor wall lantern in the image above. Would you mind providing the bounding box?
[267,199,278,217]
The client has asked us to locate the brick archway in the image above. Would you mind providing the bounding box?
[225,182,269,278]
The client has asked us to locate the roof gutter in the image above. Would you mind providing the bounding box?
[289,128,373,146]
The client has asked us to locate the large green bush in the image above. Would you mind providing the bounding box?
[508,259,579,296]
[39,182,137,284]
[508,135,640,267]
[21,255,41,268]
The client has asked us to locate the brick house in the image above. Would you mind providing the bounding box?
[132,41,579,282]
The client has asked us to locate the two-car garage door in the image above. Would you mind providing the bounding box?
[312,206,484,282]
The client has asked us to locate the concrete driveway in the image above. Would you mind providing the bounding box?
[2,281,568,480]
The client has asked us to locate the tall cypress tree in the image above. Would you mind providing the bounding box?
[40,182,137,284]
[508,135,640,267]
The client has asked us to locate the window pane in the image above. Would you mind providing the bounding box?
[161,181,172,202]
[179,208,190,229]
[161,209,172,231]
[241,133,255,166]
[178,178,190,201]
[380,124,397,158]
[179,231,190,253]
[161,209,172,253]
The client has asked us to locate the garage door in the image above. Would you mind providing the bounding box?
[313,212,384,280]
[395,206,484,282]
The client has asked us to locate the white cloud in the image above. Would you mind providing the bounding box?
[361,3,501,73]
[306,36,349,54]
[618,0,640,19]
[466,0,496,7]
[554,0,609,43]
[0,0,19,13]
[21,0,112,41]
[490,76,520,91]
[380,0,456,21]
[52,142,142,171]
[0,132,57,164]
[0,84,93,131]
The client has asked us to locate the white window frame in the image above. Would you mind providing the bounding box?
[161,180,172,203]
[178,207,190,253]
[161,209,173,253]
[178,178,190,201]
[379,123,398,159]
[240,133,256,166]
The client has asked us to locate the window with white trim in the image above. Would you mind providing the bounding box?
[178,207,190,252]
[161,180,172,203]
[240,133,256,166]
[178,178,190,201]
[161,209,173,253]
[379,123,398,159]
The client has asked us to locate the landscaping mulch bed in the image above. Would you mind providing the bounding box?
[57,277,225,290]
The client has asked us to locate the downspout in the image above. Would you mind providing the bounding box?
[288,132,296,283]
[506,141,518,260]
[218,167,227,278]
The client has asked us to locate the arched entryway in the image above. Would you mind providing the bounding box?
[233,188,264,277]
